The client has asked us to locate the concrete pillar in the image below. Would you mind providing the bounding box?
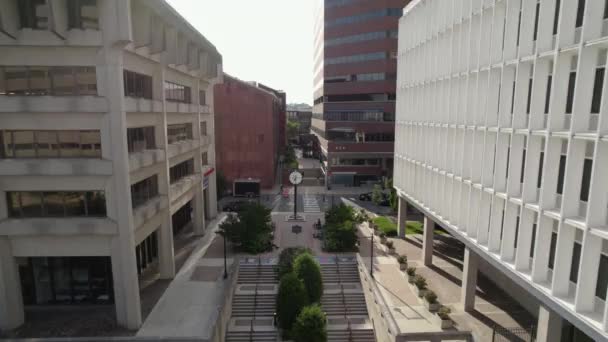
[536,305,562,342]
[422,216,434,266]
[193,187,206,236]
[110,237,142,329]
[397,197,407,238]
[0,238,24,330]
[461,247,478,312]
[158,215,175,279]
[207,171,218,219]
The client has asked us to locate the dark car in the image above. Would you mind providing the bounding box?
[359,192,372,201]
[222,201,248,212]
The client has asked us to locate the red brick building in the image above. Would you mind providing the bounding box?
[214,75,286,190]
[312,0,409,187]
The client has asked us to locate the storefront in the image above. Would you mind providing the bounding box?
[19,257,113,305]
[172,201,192,236]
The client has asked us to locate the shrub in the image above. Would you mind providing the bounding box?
[372,184,384,205]
[379,232,387,239]
[414,275,427,290]
[218,202,273,254]
[437,306,451,320]
[325,204,356,225]
[324,220,358,252]
[356,209,370,224]
[397,255,408,264]
[277,273,309,332]
[372,216,397,236]
[424,290,438,304]
[386,241,394,249]
[294,253,323,303]
[406,267,416,276]
[291,304,327,342]
[278,247,312,278]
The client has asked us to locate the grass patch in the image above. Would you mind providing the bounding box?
[372,217,447,236]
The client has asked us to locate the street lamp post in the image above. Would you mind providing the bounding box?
[370,231,374,278]
[216,231,228,279]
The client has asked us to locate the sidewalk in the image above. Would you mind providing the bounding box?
[137,214,233,339]
[358,223,535,341]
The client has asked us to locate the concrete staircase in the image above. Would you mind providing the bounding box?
[237,264,277,284]
[327,329,376,342]
[225,261,278,342]
[320,260,375,342]
[225,330,277,342]
[300,167,324,186]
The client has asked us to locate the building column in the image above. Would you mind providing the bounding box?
[536,305,562,342]
[158,214,175,279]
[110,237,142,330]
[0,237,24,330]
[461,247,478,312]
[193,187,206,236]
[397,197,407,238]
[422,216,435,266]
[207,172,218,219]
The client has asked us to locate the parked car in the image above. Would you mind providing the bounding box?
[222,201,248,212]
[359,192,372,201]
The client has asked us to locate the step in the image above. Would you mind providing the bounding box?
[226,331,277,342]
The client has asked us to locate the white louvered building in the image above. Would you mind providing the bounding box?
[394,0,608,341]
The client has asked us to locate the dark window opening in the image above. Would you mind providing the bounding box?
[557,155,567,195]
[545,75,552,114]
[566,72,576,114]
[530,223,537,258]
[131,176,159,209]
[127,127,155,153]
[167,123,193,144]
[533,2,540,41]
[596,254,608,300]
[18,0,47,29]
[538,152,545,188]
[7,191,106,218]
[580,158,593,202]
[548,232,557,270]
[576,0,586,28]
[0,130,101,159]
[520,149,527,184]
[68,0,98,30]
[123,70,153,99]
[554,0,561,35]
[526,78,533,114]
[570,242,582,283]
[591,67,605,114]
[170,159,194,184]
[164,81,191,103]
[135,231,158,276]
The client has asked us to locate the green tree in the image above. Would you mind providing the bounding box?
[292,304,327,342]
[294,253,323,303]
[277,273,309,334]
[278,247,312,278]
[324,220,358,252]
[324,204,356,225]
[371,184,383,205]
[287,120,301,141]
[218,202,273,254]
[385,178,398,212]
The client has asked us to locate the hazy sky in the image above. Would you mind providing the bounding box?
[167,0,315,105]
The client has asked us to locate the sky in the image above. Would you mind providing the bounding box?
[167,0,315,105]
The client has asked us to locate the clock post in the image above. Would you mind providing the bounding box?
[289,170,303,220]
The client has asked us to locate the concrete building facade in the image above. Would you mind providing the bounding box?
[312,0,409,188]
[214,75,286,190]
[0,0,221,331]
[395,0,608,341]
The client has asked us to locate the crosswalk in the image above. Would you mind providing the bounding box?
[302,195,321,212]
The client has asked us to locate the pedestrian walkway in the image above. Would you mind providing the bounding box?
[303,194,321,212]
[137,214,233,339]
[357,223,535,341]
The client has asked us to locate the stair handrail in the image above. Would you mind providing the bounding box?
[341,283,348,319]
[348,318,353,342]
[253,284,258,320]
[249,318,254,342]
[371,318,378,342]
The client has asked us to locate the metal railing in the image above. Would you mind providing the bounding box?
[492,325,536,342]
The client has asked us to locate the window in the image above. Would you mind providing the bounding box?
[570,242,582,283]
[553,0,561,35]
[548,232,558,270]
[557,155,567,195]
[566,72,576,114]
[201,152,208,166]
[127,127,155,153]
[545,75,552,114]
[18,0,48,29]
[199,90,206,105]
[591,67,605,114]
[520,149,526,184]
[164,81,191,103]
[526,78,533,114]
[170,159,194,183]
[576,0,585,28]
[326,52,387,65]
[537,152,544,188]
[326,93,392,102]
[325,9,402,28]
[325,30,397,46]
[167,123,192,144]
[533,2,540,41]
[596,254,608,300]
[580,158,593,202]
[530,223,537,258]
[7,191,106,218]
[131,176,158,208]
[0,66,97,96]
[68,0,99,30]
[200,122,208,136]
[123,70,153,99]
[0,130,101,158]
[136,231,158,275]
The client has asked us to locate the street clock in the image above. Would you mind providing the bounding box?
[289,171,303,185]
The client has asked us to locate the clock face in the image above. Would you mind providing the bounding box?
[289,171,303,185]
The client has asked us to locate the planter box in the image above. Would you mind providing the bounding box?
[414,287,427,298]
[399,263,408,271]
[424,300,440,312]
[388,247,396,255]
[433,314,453,329]
[408,275,416,283]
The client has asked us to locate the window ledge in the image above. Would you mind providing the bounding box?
[132,195,168,229]
[169,174,201,203]
[0,95,108,113]
[167,140,198,159]
[0,217,117,236]
[129,149,165,173]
